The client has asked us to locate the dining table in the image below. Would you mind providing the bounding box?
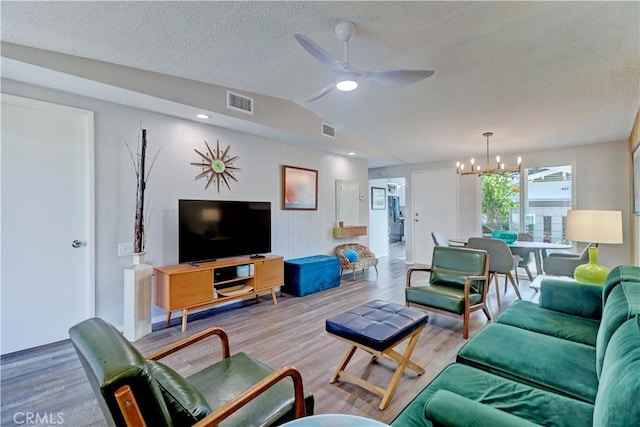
[448,238,573,276]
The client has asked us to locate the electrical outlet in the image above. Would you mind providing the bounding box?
[118,243,134,257]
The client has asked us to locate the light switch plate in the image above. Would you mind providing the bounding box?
[118,243,134,257]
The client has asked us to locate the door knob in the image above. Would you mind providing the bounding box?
[72,240,83,248]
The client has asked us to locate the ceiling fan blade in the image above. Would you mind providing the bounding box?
[364,69,435,85]
[306,84,335,102]
[294,33,346,72]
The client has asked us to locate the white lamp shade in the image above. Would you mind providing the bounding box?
[566,210,623,244]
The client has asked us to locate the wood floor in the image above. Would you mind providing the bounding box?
[0,243,538,426]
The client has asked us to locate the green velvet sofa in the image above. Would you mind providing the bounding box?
[391,265,640,427]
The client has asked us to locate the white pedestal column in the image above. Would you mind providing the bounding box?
[123,252,152,341]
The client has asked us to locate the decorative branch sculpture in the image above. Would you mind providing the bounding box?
[125,127,160,254]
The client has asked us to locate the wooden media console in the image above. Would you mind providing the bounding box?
[154,255,284,331]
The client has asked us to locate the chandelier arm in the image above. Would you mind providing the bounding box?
[456,131,522,176]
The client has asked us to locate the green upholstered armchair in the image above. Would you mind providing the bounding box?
[406,246,491,339]
[69,318,313,427]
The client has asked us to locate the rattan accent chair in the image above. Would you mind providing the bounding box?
[335,243,379,280]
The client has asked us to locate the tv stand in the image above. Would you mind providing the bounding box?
[154,255,284,332]
[250,254,266,259]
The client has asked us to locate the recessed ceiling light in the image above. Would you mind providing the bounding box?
[196,113,210,119]
[348,152,356,156]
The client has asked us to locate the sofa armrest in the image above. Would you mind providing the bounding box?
[540,279,602,320]
[424,390,539,427]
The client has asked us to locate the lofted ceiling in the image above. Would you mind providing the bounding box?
[1,1,638,168]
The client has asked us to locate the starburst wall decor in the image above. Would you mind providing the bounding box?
[190,140,240,192]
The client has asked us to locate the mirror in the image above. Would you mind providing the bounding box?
[336,179,359,226]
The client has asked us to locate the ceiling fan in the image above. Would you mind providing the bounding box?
[294,22,434,102]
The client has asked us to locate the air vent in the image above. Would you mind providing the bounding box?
[227,91,254,114]
[322,123,336,139]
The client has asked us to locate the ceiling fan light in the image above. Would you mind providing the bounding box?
[336,80,358,91]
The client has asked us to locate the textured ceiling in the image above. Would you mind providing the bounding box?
[1,1,639,167]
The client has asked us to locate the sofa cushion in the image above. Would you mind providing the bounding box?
[540,279,603,320]
[186,352,314,427]
[343,249,359,262]
[496,300,600,346]
[596,282,640,378]
[390,363,593,427]
[147,360,212,424]
[593,317,640,426]
[457,323,598,403]
[602,265,640,305]
[406,285,482,315]
[424,390,539,427]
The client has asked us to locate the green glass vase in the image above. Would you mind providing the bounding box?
[573,247,610,285]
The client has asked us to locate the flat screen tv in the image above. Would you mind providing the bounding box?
[178,199,271,264]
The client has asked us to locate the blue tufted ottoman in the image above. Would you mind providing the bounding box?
[326,300,429,410]
[283,255,341,297]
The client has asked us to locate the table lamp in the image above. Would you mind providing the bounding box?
[566,210,623,284]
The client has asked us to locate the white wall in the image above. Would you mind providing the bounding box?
[370,140,631,267]
[520,141,630,267]
[2,79,368,326]
[368,178,389,257]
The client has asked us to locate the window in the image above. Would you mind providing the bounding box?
[523,166,572,243]
[481,172,520,234]
[480,165,573,244]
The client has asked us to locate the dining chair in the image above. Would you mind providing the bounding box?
[511,232,535,281]
[467,237,521,306]
[431,231,450,247]
[543,243,593,277]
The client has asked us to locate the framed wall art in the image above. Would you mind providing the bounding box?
[371,187,386,210]
[282,165,318,210]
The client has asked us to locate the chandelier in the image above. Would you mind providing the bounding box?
[456,132,522,176]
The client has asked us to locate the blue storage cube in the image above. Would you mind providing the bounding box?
[283,255,341,297]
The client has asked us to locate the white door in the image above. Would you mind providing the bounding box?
[411,169,458,265]
[1,95,94,354]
